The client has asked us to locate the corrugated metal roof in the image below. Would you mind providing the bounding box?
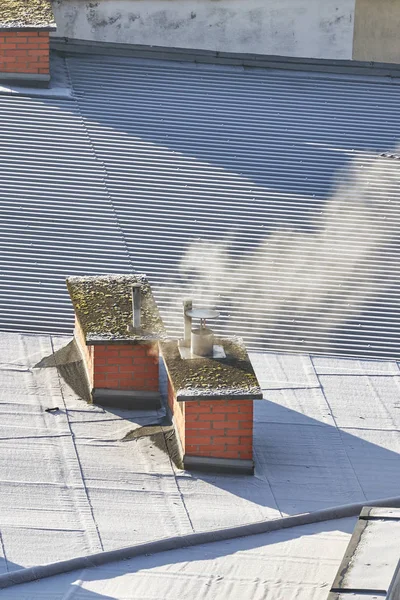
[0,94,132,334]
[67,55,400,358]
[1,54,400,357]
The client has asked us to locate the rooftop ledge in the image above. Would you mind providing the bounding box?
[0,0,56,29]
[160,337,263,401]
[66,274,166,345]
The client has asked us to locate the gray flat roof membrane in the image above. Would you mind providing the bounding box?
[0,54,399,358]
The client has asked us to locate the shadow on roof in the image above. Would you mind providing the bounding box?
[39,338,400,528]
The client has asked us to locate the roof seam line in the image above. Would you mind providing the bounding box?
[65,57,134,274]
[163,425,196,534]
[309,355,368,502]
[50,335,105,554]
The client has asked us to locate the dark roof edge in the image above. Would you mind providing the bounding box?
[50,37,400,79]
[0,72,50,87]
[0,24,56,32]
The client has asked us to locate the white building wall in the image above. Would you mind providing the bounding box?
[51,0,356,60]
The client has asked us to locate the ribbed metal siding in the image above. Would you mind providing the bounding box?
[66,55,400,358]
[0,95,132,334]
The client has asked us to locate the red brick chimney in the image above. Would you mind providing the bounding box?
[67,275,166,410]
[67,276,261,474]
[0,0,56,86]
[161,337,262,474]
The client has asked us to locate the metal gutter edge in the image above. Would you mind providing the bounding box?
[50,38,400,78]
[3,494,400,590]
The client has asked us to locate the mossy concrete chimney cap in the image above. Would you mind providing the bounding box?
[160,337,263,401]
[0,0,56,29]
[66,274,166,344]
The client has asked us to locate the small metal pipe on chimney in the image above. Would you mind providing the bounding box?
[132,284,141,331]
[183,299,193,347]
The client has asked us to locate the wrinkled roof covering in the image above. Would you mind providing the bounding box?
[3,517,355,599]
[0,0,55,28]
[0,331,399,593]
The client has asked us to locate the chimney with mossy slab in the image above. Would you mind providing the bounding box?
[160,301,263,475]
[66,274,166,410]
[0,0,56,86]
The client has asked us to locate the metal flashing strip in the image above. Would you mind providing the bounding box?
[330,591,386,596]
[183,455,254,475]
[51,38,400,79]
[0,72,50,87]
[388,560,400,599]
[92,388,161,410]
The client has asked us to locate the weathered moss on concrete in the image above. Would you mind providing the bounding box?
[160,337,262,401]
[66,274,166,344]
[0,0,55,27]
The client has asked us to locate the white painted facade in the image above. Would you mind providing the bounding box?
[51,0,356,60]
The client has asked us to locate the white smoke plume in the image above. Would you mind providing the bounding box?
[159,150,400,355]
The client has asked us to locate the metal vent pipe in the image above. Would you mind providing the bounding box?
[132,284,141,330]
[183,298,192,347]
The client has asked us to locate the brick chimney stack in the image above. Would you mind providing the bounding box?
[161,337,262,475]
[67,276,262,475]
[0,0,56,86]
[67,275,166,410]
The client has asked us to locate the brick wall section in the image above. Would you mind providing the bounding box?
[185,400,253,461]
[0,31,50,75]
[74,318,159,393]
[92,343,159,391]
[168,378,185,450]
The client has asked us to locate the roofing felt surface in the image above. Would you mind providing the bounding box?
[1,330,400,582]
[0,53,399,359]
[1,518,355,600]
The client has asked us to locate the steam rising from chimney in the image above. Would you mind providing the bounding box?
[158,150,400,355]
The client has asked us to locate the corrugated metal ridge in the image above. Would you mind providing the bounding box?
[50,37,400,80]
[66,54,400,358]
